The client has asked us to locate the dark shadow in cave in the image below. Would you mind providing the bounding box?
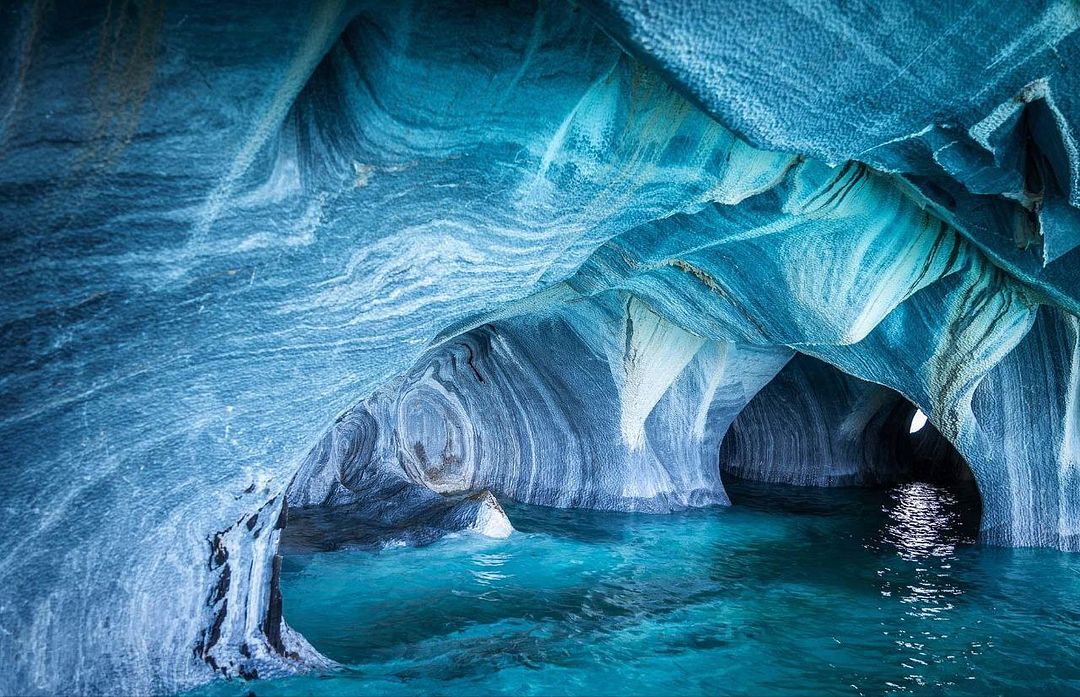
[719,353,981,532]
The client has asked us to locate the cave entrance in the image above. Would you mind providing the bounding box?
[909,409,928,433]
[718,353,981,533]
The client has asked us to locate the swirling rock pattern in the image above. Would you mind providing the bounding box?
[0,0,1078,694]
[0,3,788,692]
[286,292,791,520]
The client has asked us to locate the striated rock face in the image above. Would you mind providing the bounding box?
[0,0,1077,694]
[964,306,1080,549]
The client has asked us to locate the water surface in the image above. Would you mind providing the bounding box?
[195,479,1080,695]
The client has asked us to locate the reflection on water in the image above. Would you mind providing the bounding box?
[874,482,974,691]
[189,479,1080,697]
[883,482,967,561]
[470,552,512,588]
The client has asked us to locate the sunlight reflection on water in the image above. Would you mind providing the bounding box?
[884,482,962,561]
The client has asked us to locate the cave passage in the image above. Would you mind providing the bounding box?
[277,323,985,557]
[720,354,977,488]
[271,345,995,695]
[719,353,983,542]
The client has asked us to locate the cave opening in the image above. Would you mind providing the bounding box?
[270,337,997,696]
[719,353,982,540]
[909,408,928,433]
[275,318,986,558]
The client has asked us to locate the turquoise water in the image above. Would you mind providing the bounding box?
[198,479,1080,696]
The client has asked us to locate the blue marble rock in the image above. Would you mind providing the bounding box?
[0,0,1077,694]
[286,291,790,523]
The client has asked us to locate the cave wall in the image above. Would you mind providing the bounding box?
[1,3,791,692]
[964,306,1080,549]
[287,292,791,518]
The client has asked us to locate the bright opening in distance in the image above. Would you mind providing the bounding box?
[909,408,928,434]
